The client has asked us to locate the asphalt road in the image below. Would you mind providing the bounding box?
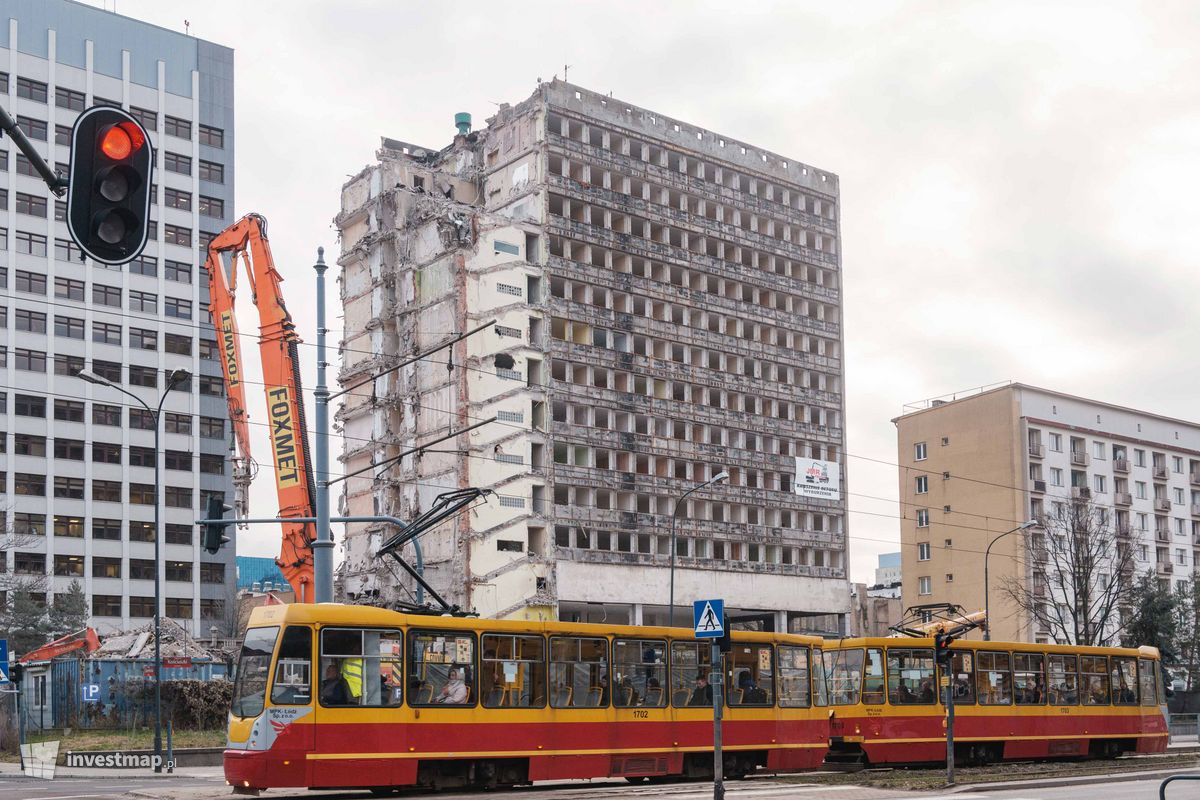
[0,771,1194,800]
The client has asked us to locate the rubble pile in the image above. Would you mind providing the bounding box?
[93,617,222,661]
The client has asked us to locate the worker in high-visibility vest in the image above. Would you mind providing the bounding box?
[340,657,364,700]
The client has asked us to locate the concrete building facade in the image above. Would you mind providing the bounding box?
[849,582,902,637]
[335,80,849,632]
[895,382,1200,643]
[0,0,236,635]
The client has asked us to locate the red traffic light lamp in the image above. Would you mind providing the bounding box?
[66,106,154,266]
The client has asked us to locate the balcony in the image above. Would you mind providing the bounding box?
[1156,528,1171,543]
[1071,486,1092,501]
[1031,479,1046,494]
[1191,470,1200,487]
[1113,458,1130,474]
[1115,524,1133,539]
[1114,492,1132,507]
[1071,451,1089,467]
[1154,465,1168,480]
[1193,503,1200,518]
[1029,443,1045,459]
[1158,561,1175,575]
[1155,498,1172,512]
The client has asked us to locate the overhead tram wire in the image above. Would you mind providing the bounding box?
[3,367,1045,533]
[1,290,1085,502]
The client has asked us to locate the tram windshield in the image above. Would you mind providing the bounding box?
[232,626,280,718]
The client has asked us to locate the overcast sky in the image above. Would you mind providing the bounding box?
[97,0,1200,586]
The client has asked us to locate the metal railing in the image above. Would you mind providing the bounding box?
[1160,774,1200,799]
[1169,712,1198,742]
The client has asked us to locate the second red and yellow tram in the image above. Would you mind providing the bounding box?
[817,637,1168,765]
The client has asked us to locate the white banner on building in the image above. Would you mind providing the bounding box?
[795,458,841,501]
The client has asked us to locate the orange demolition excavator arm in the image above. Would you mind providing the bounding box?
[204,214,315,603]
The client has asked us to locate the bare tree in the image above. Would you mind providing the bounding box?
[1001,498,1138,646]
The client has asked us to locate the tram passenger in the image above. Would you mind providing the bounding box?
[320,662,353,705]
[434,666,469,704]
[642,676,661,706]
[917,678,935,703]
[738,671,768,704]
[689,673,714,706]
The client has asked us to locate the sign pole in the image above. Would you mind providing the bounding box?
[711,641,724,800]
[693,599,726,800]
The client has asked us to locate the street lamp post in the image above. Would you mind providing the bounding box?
[983,520,1038,641]
[668,471,729,628]
[80,367,190,773]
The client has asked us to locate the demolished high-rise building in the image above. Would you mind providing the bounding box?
[335,80,849,633]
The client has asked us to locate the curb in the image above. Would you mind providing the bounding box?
[950,765,1200,793]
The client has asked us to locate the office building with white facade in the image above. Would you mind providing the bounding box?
[0,0,235,635]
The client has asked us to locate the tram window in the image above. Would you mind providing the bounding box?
[821,648,864,705]
[811,648,828,706]
[1013,653,1045,705]
[409,630,476,706]
[232,626,278,718]
[778,646,811,707]
[482,633,546,708]
[613,638,666,707]
[1048,654,1079,705]
[939,650,975,704]
[862,648,885,705]
[270,626,312,706]
[319,628,402,707]
[1080,656,1110,705]
[1111,657,1138,705]
[727,644,773,706]
[1138,658,1158,707]
[671,641,713,707]
[887,648,935,704]
[548,636,606,708]
[977,651,1013,705]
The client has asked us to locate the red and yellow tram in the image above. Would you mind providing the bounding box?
[818,637,1168,765]
[224,603,829,792]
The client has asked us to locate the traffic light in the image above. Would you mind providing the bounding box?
[717,615,733,653]
[65,106,153,265]
[201,494,234,555]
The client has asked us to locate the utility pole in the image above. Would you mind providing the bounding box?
[312,248,334,603]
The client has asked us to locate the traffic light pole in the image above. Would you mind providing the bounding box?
[0,105,66,196]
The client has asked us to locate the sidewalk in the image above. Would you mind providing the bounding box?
[952,764,1200,794]
[0,759,224,780]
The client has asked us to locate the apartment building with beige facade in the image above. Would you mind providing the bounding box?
[895,382,1200,643]
[334,80,850,631]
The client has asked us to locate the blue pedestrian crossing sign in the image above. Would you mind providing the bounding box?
[0,638,8,683]
[693,599,725,639]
